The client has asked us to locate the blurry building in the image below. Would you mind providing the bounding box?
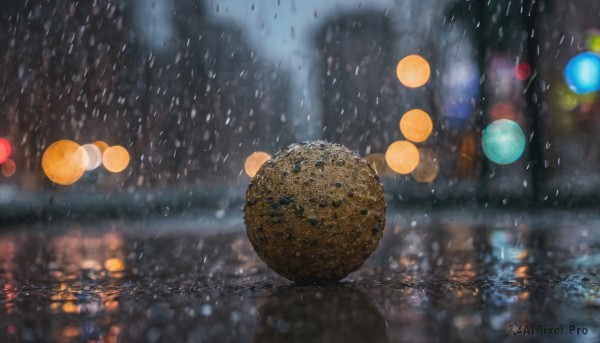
[146,0,293,188]
[0,0,140,190]
[0,0,292,191]
[314,11,399,156]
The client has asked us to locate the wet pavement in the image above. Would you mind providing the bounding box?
[1,209,600,342]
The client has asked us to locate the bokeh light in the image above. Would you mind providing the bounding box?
[515,62,531,81]
[564,52,600,95]
[411,148,440,182]
[1,159,16,177]
[489,56,519,98]
[104,258,125,272]
[102,145,130,173]
[385,140,420,174]
[92,140,109,154]
[400,109,433,143]
[81,144,102,171]
[244,151,271,178]
[62,302,79,314]
[42,140,88,185]
[586,29,600,53]
[396,54,430,88]
[365,153,393,176]
[442,59,479,123]
[0,138,11,165]
[490,102,519,121]
[554,82,583,111]
[482,119,526,165]
[61,325,80,338]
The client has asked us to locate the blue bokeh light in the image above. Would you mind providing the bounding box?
[564,52,600,95]
[443,60,479,130]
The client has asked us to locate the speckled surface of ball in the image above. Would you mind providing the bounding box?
[244,141,386,283]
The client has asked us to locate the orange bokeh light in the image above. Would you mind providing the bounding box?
[102,145,130,173]
[1,159,16,177]
[104,258,125,272]
[42,140,87,185]
[62,302,79,314]
[93,140,109,154]
[396,54,431,88]
[245,151,271,178]
[400,109,433,143]
[411,148,440,182]
[385,140,420,174]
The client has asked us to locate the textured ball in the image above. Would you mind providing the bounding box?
[244,141,386,283]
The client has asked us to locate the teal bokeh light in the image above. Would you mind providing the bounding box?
[482,119,526,165]
[564,52,600,95]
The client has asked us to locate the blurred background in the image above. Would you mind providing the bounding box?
[1,0,600,221]
[4,2,600,342]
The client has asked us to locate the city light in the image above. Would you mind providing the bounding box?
[586,29,600,53]
[385,140,420,174]
[104,258,125,272]
[515,62,531,81]
[0,138,11,164]
[490,102,518,121]
[93,140,109,154]
[1,159,16,177]
[411,148,439,182]
[555,82,579,111]
[400,109,433,143]
[81,144,102,171]
[102,145,130,173]
[42,139,130,182]
[396,54,430,88]
[42,140,88,185]
[482,119,526,165]
[564,52,600,94]
[244,151,271,178]
[442,59,479,123]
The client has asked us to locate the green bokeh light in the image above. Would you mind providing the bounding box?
[587,32,600,54]
[556,82,579,111]
[482,119,526,165]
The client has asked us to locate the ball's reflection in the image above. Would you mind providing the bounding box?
[256,286,389,343]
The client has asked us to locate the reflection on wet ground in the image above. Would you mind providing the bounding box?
[1,210,600,342]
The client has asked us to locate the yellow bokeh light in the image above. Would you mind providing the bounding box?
[81,144,102,171]
[103,145,130,173]
[400,109,433,142]
[42,140,87,185]
[385,140,420,174]
[93,140,109,154]
[245,151,272,178]
[1,159,16,177]
[411,148,440,182]
[396,54,430,88]
[104,258,125,272]
[62,302,79,314]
